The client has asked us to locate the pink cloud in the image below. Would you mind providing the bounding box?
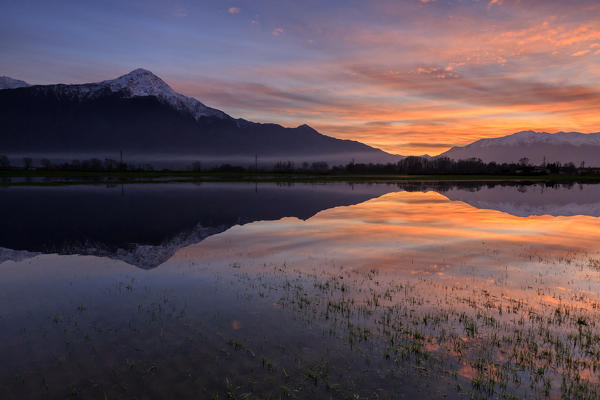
[572,49,591,56]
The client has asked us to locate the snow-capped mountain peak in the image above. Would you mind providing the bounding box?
[96,68,229,120]
[102,68,175,98]
[0,76,30,90]
[13,68,228,121]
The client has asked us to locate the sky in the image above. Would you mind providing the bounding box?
[1,0,600,155]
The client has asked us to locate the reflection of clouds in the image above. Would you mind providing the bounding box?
[169,188,600,391]
[175,191,600,306]
[183,191,591,254]
[231,320,242,330]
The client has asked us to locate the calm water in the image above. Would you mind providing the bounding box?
[1,182,600,399]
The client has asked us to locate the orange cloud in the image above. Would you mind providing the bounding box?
[171,1,600,156]
[572,49,591,56]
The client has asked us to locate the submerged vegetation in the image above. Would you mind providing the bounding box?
[2,247,600,398]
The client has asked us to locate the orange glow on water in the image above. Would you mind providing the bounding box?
[176,191,600,289]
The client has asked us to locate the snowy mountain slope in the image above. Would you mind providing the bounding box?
[25,68,228,120]
[101,68,229,119]
[440,131,600,167]
[0,76,30,89]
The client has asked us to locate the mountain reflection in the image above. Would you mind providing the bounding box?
[0,183,394,267]
[1,181,598,268]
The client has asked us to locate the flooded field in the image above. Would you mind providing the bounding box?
[2,182,600,399]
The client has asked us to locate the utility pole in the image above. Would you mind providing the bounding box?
[255,154,258,172]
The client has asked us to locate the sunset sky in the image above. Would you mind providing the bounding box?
[2,0,600,155]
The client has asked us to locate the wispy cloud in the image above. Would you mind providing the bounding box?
[272,27,284,36]
[228,7,240,14]
[172,8,187,17]
[572,49,591,56]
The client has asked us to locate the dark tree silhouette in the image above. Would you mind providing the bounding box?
[0,155,10,170]
[40,158,52,170]
[23,157,33,169]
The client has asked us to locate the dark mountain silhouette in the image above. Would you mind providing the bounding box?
[0,69,398,165]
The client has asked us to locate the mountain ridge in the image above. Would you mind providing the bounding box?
[2,70,598,167]
[0,69,399,166]
[0,76,30,90]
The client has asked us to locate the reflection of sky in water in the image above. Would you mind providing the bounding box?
[174,190,600,272]
[171,190,600,311]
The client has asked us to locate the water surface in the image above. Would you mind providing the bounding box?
[2,182,600,399]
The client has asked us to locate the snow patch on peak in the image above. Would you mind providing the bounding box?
[103,68,175,98]
[0,76,31,90]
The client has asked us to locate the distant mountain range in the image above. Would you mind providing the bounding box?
[1,68,598,167]
[440,130,600,167]
[0,69,397,166]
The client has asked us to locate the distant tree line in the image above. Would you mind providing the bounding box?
[0,154,598,175]
[206,157,594,175]
[261,157,593,175]
[333,156,581,175]
[245,157,588,176]
[0,156,152,172]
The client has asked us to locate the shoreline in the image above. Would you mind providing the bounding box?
[2,170,600,186]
